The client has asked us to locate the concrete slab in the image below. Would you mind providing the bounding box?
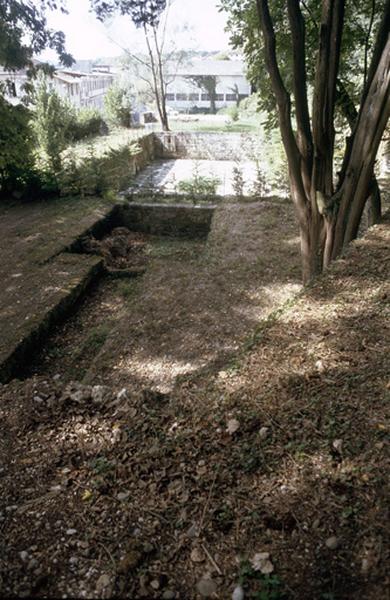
[130,158,258,196]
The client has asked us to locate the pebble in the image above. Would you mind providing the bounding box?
[117,388,128,402]
[196,577,217,597]
[232,585,245,600]
[96,574,110,593]
[162,592,176,600]
[66,529,77,536]
[259,427,269,439]
[117,491,130,502]
[325,536,340,550]
[190,547,205,563]
[19,551,28,562]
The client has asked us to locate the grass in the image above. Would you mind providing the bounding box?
[169,117,260,133]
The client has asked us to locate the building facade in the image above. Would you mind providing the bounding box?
[165,59,251,112]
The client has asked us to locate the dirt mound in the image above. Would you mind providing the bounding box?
[81,227,148,271]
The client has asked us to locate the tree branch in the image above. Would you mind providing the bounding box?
[287,0,313,184]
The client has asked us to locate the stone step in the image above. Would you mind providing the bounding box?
[0,253,103,383]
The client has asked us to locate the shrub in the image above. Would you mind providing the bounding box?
[58,141,139,197]
[32,78,75,170]
[69,107,107,142]
[0,97,36,198]
[104,85,132,128]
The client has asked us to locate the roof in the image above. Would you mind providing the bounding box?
[172,59,247,78]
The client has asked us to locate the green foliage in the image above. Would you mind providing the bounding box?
[0,0,73,78]
[220,0,387,132]
[0,96,35,196]
[239,560,288,600]
[104,85,132,128]
[32,78,75,171]
[232,163,245,196]
[58,141,139,197]
[69,107,107,142]
[177,163,221,197]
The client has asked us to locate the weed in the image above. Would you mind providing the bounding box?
[176,161,221,198]
[239,560,288,600]
[90,456,114,475]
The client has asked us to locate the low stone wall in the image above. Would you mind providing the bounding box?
[120,202,215,239]
[153,132,257,161]
[130,133,156,175]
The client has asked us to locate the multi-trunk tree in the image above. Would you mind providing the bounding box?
[222,0,390,282]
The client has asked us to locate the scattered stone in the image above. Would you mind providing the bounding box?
[91,385,108,404]
[259,427,269,439]
[53,374,61,381]
[332,439,343,453]
[232,585,245,600]
[19,551,28,562]
[190,547,205,563]
[66,529,77,536]
[162,591,176,600]
[196,576,217,597]
[117,491,130,502]
[117,388,128,402]
[226,419,240,435]
[150,579,160,590]
[96,574,110,593]
[251,552,274,574]
[325,536,339,550]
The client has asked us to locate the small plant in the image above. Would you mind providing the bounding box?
[251,160,267,197]
[232,162,245,197]
[239,560,288,600]
[90,456,114,475]
[176,162,221,197]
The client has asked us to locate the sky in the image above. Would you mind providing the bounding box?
[41,0,231,62]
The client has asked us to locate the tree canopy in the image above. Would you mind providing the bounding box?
[0,0,73,76]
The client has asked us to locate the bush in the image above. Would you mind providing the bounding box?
[104,85,132,128]
[58,141,140,197]
[69,107,107,142]
[0,97,36,198]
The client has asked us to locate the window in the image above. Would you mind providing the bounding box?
[239,94,249,101]
[176,93,188,101]
[189,93,200,101]
[201,93,210,101]
[215,94,224,101]
[165,93,175,101]
[225,93,237,102]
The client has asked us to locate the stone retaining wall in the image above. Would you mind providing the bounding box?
[153,132,258,161]
[120,202,215,239]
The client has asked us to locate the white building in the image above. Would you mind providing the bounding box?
[0,64,114,110]
[51,69,115,109]
[165,59,251,112]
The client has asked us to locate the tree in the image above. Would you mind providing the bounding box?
[104,84,132,127]
[0,1,73,195]
[0,0,73,88]
[185,75,219,114]
[91,0,172,130]
[221,0,390,282]
[32,77,75,171]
